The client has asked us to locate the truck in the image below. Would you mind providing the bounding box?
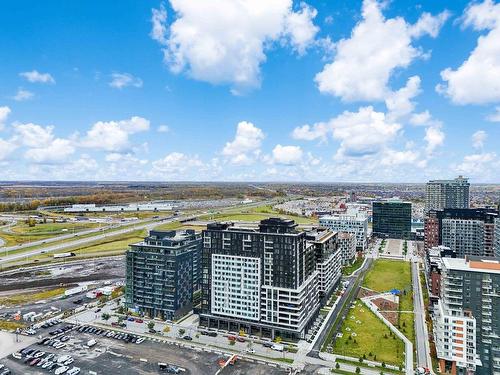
[65,285,88,297]
[53,252,76,259]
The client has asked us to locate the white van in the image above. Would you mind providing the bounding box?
[57,355,72,364]
[86,339,97,347]
[271,344,284,352]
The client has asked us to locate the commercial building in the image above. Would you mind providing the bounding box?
[372,199,412,239]
[425,176,470,213]
[425,208,499,258]
[319,208,368,250]
[199,218,338,340]
[125,230,202,320]
[495,218,500,257]
[433,256,500,375]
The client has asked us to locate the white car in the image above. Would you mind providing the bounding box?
[57,355,72,364]
[67,367,81,375]
[55,366,69,375]
[64,358,74,366]
[42,361,53,369]
[11,352,22,360]
[33,351,45,358]
[55,343,66,349]
[135,337,145,344]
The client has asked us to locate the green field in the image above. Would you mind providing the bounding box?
[342,256,364,276]
[0,221,99,247]
[199,211,316,224]
[0,287,66,306]
[362,259,415,343]
[363,259,411,293]
[332,299,405,366]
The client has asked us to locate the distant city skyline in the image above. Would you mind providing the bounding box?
[1,0,500,182]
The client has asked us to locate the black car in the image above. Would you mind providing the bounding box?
[207,332,217,337]
[263,342,273,348]
[182,336,192,341]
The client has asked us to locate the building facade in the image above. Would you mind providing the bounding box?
[425,209,499,258]
[125,230,202,320]
[433,256,500,375]
[319,209,368,250]
[199,218,327,340]
[306,229,342,301]
[425,176,470,213]
[336,232,357,265]
[372,199,412,239]
[495,218,500,257]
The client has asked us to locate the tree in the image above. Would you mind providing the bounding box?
[178,328,186,337]
[163,326,170,333]
[274,336,282,343]
[147,321,155,330]
[335,363,340,370]
[381,362,386,368]
[101,313,110,321]
[355,367,361,374]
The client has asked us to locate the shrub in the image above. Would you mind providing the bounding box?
[355,367,361,374]
[335,363,340,369]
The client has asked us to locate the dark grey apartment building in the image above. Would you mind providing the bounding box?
[433,256,500,375]
[199,218,335,340]
[425,176,470,213]
[125,230,202,320]
[372,199,412,239]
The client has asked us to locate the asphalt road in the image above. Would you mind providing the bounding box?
[0,216,175,265]
[412,260,430,368]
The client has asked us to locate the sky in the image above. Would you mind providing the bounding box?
[1,0,500,183]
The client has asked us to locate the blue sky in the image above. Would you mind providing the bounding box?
[1,0,500,182]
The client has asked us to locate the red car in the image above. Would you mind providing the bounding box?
[135,318,143,323]
[228,335,236,341]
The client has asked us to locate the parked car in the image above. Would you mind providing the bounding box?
[228,335,236,341]
[55,365,69,375]
[127,317,135,322]
[236,337,245,342]
[12,352,22,360]
[67,367,81,375]
[135,318,143,323]
[135,337,145,344]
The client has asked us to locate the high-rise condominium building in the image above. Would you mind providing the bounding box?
[372,199,412,239]
[495,218,500,257]
[125,230,202,320]
[319,208,368,250]
[199,218,340,340]
[425,208,499,258]
[433,256,500,375]
[425,176,470,213]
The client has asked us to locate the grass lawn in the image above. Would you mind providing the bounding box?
[200,211,315,224]
[333,299,405,366]
[362,259,411,293]
[343,256,364,276]
[362,259,415,344]
[0,287,66,306]
[1,221,100,247]
[0,320,26,331]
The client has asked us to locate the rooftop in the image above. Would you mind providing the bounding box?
[443,256,500,274]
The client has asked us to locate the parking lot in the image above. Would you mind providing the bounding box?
[0,323,287,375]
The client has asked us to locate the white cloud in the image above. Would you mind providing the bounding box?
[24,138,75,164]
[385,76,421,121]
[330,106,401,158]
[456,152,499,181]
[81,116,150,151]
[315,0,448,101]
[157,125,170,133]
[487,106,500,122]
[222,121,264,164]
[380,148,420,166]
[271,144,303,165]
[0,139,16,160]
[472,130,487,149]
[19,70,55,84]
[109,73,143,89]
[152,152,203,174]
[13,123,55,147]
[438,0,500,104]
[424,126,445,153]
[291,122,329,142]
[152,0,318,91]
[0,106,11,130]
[13,88,34,101]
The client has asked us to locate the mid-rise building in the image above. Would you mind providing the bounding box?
[199,218,331,340]
[125,230,202,320]
[425,176,470,213]
[306,228,342,302]
[433,256,500,375]
[372,199,412,239]
[336,232,357,265]
[425,208,499,258]
[319,208,368,250]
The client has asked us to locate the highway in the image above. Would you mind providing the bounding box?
[0,216,177,265]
